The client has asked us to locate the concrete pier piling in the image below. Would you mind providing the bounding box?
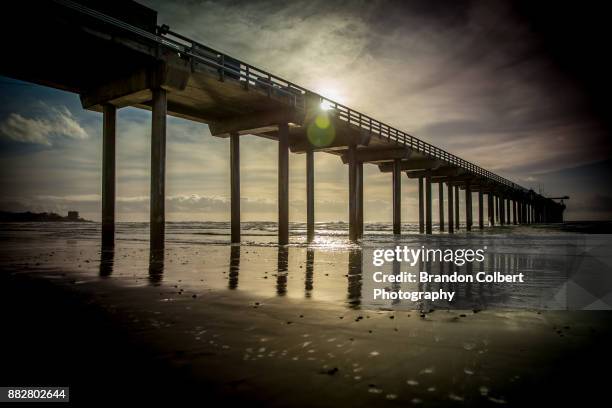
[488,193,494,226]
[495,195,500,224]
[425,170,432,234]
[418,177,424,234]
[357,161,364,239]
[348,144,358,241]
[230,132,240,243]
[150,88,167,252]
[478,190,484,229]
[525,202,529,224]
[465,182,472,231]
[454,185,460,230]
[508,198,511,223]
[278,122,289,245]
[525,203,529,224]
[447,182,454,233]
[306,149,315,242]
[101,104,116,248]
[506,199,511,225]
[438,182,444,232]
[392,159,401,235]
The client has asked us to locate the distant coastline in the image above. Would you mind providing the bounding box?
[0,211,91,223]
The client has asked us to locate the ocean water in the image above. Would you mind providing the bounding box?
[4,220,612,407]
[1,220,609,246]
[1,221,611,311]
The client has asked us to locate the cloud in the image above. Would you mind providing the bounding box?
[140,0,610,179]
[0,104,88,146]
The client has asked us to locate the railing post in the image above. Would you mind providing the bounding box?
[267,74,272,98]
[219,54,225,81]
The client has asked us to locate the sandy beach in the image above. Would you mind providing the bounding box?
[1,223,612,406]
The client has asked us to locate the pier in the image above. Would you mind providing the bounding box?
[1,0,567,249]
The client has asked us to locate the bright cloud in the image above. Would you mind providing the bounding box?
[0,104,88,146]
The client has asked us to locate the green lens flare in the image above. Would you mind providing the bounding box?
[315,114,330,129]
[307,113,335,147]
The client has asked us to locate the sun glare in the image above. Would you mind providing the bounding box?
[316,83,345,111]
[320,100,333,111]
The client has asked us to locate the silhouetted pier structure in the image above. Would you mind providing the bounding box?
[1,0,567,248]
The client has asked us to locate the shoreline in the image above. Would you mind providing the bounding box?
[1,221,612,405]
[2,235,612,406]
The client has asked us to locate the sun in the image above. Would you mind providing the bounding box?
[319,100,334,111]
[315,83,345,109]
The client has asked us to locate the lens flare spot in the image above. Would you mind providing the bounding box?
[320,100,334,111]
[315,114,330,129]
[307,116,335,147]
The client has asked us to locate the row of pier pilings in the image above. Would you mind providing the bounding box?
[99,92,565,249]
[410,170,541,236]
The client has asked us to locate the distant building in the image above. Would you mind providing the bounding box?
[67,211,79,220]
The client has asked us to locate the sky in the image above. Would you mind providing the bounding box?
[0,0,611,222]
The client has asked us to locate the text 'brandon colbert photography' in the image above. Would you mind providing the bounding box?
[371,246,525,302]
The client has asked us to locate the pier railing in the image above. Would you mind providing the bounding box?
[56,0,525,193]
[320,97,522,190]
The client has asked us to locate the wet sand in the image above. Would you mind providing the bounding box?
[1,231,612,406]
